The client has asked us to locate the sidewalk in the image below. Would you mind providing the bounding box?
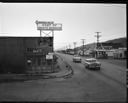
[46,55,73,78]
[0,55,73,83]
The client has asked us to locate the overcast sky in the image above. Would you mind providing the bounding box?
[0,3,126,50]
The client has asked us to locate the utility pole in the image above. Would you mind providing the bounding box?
[81,39,85,56]
[94,32,102,59]
[65,46,67,54]
[68,44,71,54]
[52,30,54,52]
[69,44,71,49]
[94,32,101,49]
[66,46,68,54]
[73,42,77,54]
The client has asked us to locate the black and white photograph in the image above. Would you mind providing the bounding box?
[0,3,127,102]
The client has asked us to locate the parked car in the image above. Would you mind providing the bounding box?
[84,58,101,70]
[73,55,82,63]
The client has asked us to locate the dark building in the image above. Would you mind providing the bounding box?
[0,36,53,73]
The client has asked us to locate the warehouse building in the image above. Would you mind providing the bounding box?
[0,36,53,74]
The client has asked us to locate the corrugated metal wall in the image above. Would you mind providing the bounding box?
[0,37,25,73]
[0,37,53,73]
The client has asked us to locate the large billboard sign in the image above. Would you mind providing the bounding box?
[53,23,62,30]
[36,21,62,31]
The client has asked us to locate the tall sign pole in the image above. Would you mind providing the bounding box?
[40,30,42,37]
[35,20,62,73]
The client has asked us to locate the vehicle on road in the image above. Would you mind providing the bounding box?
[84,58,101,70]
[73,55,82,63]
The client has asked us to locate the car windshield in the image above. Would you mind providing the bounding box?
[74,55,79,57]
[86,59,96,62]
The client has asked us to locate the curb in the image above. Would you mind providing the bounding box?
[42,56,74,79]
[55,63,73,79]
[0,54,74,83]
[23,62,73,80]
[54,54,74,78]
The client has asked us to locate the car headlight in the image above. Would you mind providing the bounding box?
[98,63,101,65]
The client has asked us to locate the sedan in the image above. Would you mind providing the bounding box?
[84,58,101,70]
[73,55,82,63]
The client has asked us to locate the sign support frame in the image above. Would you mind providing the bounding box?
[35,20,62,73]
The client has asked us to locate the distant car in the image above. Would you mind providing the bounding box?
[84,58,101,70]
[73,55,82,63]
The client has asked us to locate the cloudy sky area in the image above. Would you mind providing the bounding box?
[0,3,126,50]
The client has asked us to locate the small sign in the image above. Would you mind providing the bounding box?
[46,54,53,59]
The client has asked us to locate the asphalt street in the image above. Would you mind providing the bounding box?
[0,53,127,102]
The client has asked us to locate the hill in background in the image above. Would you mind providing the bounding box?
[77,37,126,50]
[105,37,126,47]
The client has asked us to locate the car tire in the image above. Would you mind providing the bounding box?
[85,65,86,68]
[86,65,89,69]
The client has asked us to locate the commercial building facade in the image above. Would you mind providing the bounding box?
[0,36,53,73]
[113,48,127,59]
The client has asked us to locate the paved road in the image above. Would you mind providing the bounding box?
[57,53,126,102]
[0,53,126,102]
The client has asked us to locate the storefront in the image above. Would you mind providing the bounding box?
[94,49,108,59]
[113,48,127,59]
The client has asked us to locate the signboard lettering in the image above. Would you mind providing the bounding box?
[36,21,62,31]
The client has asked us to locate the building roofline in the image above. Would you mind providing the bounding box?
[0,36,53,38]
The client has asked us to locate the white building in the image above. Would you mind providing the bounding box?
[113,48,127,59]
[106,49,115,58]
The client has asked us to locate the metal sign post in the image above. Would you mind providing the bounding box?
[35,20,62,73]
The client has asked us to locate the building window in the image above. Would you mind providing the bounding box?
[120,53,122,58]
[27,48,33,52]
